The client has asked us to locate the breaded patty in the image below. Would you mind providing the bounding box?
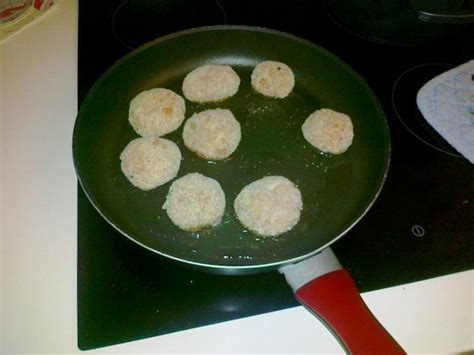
[234,176,303,237]
[163,173,226,232]
[251,60,295,98]
[129,88,186,137]
[182,64,240,103]
[302,108,354,154]
[120,137,181,190]
[183,109,241,160]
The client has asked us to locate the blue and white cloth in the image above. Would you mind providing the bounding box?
[417,60,474,163]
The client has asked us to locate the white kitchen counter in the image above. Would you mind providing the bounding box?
[1,1,472,353]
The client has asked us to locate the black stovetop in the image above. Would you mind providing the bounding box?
[77,0,474,350]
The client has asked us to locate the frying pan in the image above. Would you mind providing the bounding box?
[73,26,404,353]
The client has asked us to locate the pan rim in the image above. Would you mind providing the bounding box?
[72,25,391,271]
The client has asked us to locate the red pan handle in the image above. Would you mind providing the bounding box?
[295,269,405,354]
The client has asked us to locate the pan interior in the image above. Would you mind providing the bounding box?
[73,27,389,268]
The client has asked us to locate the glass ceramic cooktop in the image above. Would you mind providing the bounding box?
[77,0,473,349]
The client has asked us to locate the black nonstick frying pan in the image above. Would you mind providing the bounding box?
[73,26,404,354]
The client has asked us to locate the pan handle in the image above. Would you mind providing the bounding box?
[281,250,405,354]
[295,269,405,354]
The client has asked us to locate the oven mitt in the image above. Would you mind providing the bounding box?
[416,60,474,163]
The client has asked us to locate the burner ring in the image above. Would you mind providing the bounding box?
[111,0,228,50]
[391,63,463,158]
[111,0,133,50]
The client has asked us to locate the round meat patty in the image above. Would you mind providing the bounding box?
[251,60,295,98]
[129,88,186,137]
[183,108,241,160]
[120,137,181,191]
[163,173,226,232]
[234,176,303,237]
[302,108,354,154]
[182,64,240,103]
